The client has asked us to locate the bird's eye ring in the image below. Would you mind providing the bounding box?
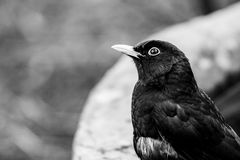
[148,47,161,56]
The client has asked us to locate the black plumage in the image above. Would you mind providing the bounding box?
[112,40,240,160]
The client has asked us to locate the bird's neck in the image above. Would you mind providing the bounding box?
[141,59,199,98]
[166,60,199,97]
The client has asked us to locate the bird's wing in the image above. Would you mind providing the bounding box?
[152,94,240,160]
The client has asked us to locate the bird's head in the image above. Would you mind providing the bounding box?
[112,40,189,84]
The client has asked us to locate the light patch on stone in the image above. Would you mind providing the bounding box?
[216,49,231,71]
[94,89,123,104]
[199,57,212,71]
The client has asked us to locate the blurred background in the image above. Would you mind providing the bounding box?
[0,0,239,160]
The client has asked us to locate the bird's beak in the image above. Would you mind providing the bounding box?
[111,44,142,59]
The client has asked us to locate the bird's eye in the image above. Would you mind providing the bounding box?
[148,47,161,56]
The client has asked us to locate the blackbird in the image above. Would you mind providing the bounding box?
[111,40,240,160]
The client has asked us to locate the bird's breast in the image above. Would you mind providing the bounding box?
[131,84,167,137]
[131,104,158,137]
